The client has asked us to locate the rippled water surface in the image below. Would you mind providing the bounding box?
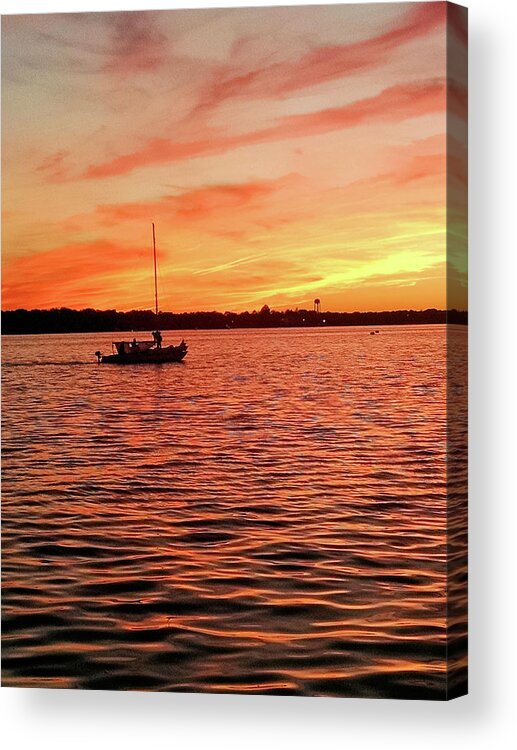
[2,325,465,698]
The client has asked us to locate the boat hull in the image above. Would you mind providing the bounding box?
[99,345,187,364]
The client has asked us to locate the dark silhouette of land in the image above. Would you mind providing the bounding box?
[2,306,467,335]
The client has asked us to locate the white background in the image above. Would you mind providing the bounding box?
[1,0,516,748]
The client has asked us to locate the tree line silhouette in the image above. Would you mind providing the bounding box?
[2,306,467,335]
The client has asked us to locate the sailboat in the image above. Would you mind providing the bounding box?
[95,224,188,364]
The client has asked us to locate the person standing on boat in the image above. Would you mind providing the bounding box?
[153,330,163,349]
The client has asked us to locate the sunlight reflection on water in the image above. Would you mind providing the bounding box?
[1,325,467,698]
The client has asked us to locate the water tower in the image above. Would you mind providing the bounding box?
[313,298,321,313]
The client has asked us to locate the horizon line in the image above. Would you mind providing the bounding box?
[2,306,467,315]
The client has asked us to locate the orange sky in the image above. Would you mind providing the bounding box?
[1,3,467,313]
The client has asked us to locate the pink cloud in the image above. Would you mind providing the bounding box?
[82,79,447,180]
[92,174,297,226]
[36,150,71,181]
[192,3,445,114]
[1,236,161,310]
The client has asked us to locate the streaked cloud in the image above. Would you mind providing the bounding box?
[103,12,168,75]
[82,79,446,180]
[192,3,445,114]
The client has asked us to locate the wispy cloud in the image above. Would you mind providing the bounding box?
[1,239,148,309]
[103,12,168,75]
[193,252,268,276]
[81,79,447,180]
[36,150,72,181]
[191,3,445,115]
[90,174,299,225]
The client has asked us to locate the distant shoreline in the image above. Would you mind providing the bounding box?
[1,307,467,335]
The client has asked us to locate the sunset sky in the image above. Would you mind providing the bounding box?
[1,3,467,313]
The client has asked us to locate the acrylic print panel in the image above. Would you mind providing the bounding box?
[1,3,468,699]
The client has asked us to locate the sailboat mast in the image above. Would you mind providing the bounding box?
[152,222,158,318]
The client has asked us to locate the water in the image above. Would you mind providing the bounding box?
[1,325,466,698]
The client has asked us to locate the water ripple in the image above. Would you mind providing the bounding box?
[1,325,467,698]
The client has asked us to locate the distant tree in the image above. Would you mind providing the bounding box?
[1,306,465,335]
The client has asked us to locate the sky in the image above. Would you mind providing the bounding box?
[1,2,467,313]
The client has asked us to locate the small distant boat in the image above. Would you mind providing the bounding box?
[95,224,188,365]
